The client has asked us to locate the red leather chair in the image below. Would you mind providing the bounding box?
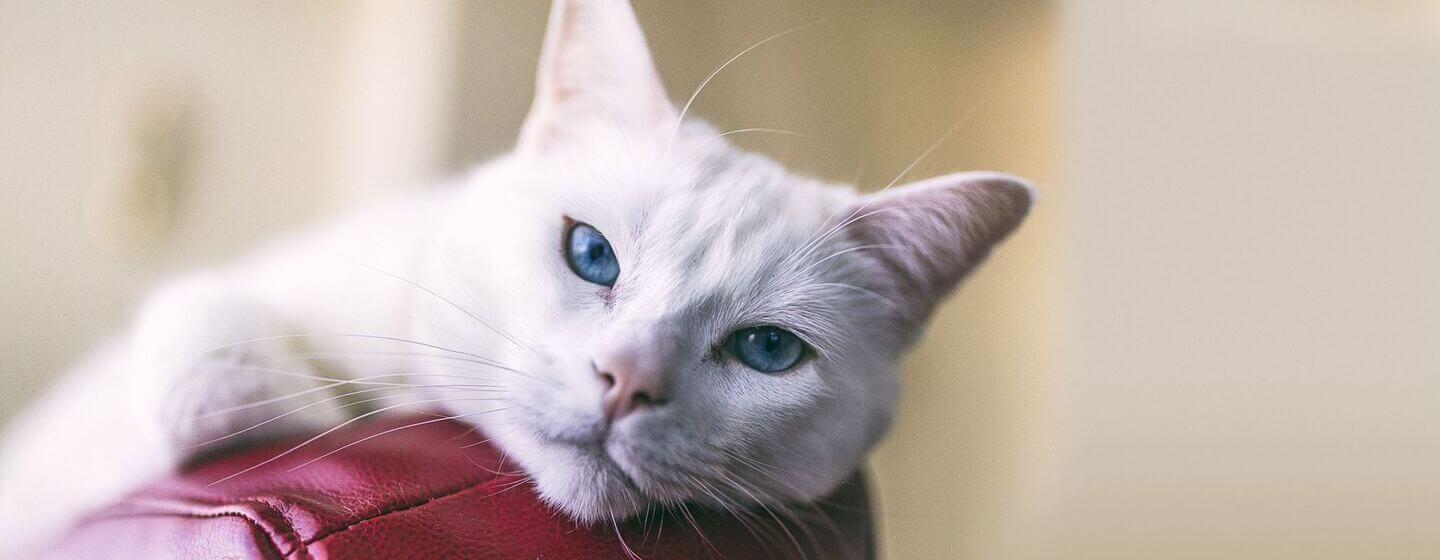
[42,416,873,559]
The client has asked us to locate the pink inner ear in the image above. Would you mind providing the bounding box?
[844,172,1033,324]
[519,0,676,153]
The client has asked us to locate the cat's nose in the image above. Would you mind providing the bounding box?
[593,345,671,422]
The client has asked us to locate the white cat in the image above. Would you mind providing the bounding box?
[0,0,1032,554]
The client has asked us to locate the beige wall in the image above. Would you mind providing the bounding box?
[3,1,1437,558]
[1024,1,1440,557]
[1,1,342,417]
[0,0,458,418]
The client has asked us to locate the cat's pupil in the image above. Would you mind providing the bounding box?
[763,332,781,353]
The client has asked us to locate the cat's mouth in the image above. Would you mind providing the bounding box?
[502,405,685,511]
[546,428,635,474]
[539,424,669,496]
[531,415,611,449]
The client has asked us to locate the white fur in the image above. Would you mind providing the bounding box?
[0,0,1031,554]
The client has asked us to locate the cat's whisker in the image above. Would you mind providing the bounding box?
[609,512,643,560]
[290,358,529,385]
[387,303,541,381]
[651,503,666,548]
[719,452,828,512]
[636,503,655,548]
[196,379,348,420]
[410,322,486,360]
[675,501,720,557]
[794,243,902,277]
[788,200,973,276]
[274,350,522,375]
[782,205,905,275]
[773,156,867,274]
[715,470,813,559]
[720,449,800,482]
[189,386,392,449]
[782,104,980,279]
[687,476,767,548]
[424,228,546,356]
[190,383,505,448]
[695,475,794,558]
[410,311,507,361]
[784,104,982,272]
[207,398,502,486]
[783,495,851,558]
[483,474,534,498]
[805,281,911,322]
[717,450,850,549]
[216,364,506,393]
[794,500,848,556]
[300,391,507,421]
[462,443,530,479]
[194,376,498,423]
[440,415,482,442]
[285,407,510,473]
[669,17,827,147]
[328,250,542,359]
[676,127,806,166]
[196,333,511,369]
[456,435,498,450]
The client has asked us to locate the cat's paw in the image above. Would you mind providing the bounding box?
[128,272,347,460]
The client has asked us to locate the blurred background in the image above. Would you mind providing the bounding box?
[1,1,1437,558]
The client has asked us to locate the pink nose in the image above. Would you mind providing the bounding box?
[593,349,670,422]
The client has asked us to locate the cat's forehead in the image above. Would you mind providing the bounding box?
[531,132,857,309]
[603,154,844,265]
[546,132,845,243]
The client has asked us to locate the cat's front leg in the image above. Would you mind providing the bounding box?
[129,271,351,460]
[0,271,362,554]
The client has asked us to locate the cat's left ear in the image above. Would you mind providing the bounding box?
[846,172,1034,327]
[519,0,676,153]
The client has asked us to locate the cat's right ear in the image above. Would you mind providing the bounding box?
[518,0,677,153]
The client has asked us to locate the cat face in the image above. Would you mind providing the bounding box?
[422,0,1032,522]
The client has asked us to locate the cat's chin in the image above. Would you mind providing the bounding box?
[530,444,653,523]
[487,421,657,523]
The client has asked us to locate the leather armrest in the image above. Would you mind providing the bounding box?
[42,416,873,559]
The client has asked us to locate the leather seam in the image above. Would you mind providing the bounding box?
[295,475,523,552]
[90,497,312,560]
[79,510,289,560]
[247,496,310,559]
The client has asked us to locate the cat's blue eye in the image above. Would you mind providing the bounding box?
[565,222,620,287]
[730,326,806,374]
